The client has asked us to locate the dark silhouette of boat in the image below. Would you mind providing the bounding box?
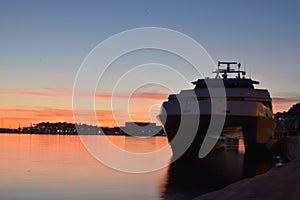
[158,61,276,159]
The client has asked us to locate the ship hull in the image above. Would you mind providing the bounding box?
[160,114,276,158]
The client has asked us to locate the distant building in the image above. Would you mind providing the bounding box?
[121,122,165,137]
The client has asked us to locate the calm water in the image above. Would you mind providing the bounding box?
[0,134,276,200]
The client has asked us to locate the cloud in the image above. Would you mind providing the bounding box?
[130,92,169,101]
[273,97,299,104]
[0,107,73,119]
[0,90,70,98]
[42,87,71,93]
[0,89,169,128]
[0,106,119,127]
[0,107,73,128]
[0,88,169,102]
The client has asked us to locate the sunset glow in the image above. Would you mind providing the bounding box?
[1,1,299,129]
[0,90,169,128]
[1,89,298,128]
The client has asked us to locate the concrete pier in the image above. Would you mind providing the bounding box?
[284,136,300,161]
[195,160,300,200]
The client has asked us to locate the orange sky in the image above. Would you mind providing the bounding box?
[1,1,300,131]
[0,89,298,128]
[0,89,168,128]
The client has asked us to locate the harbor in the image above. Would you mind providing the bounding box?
[191,134,300,199]
[1,1,300,199]
[1,63,300,199]
[195,160,300,200]
[194,103,300,199]
[157,60,300,199]
[0,133,281,200]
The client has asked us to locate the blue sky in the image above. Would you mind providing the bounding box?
[1,0,300,127]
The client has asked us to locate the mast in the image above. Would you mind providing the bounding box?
[214,61,246,79]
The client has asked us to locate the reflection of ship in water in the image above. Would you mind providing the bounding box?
[120,122,165,137]
[123,136,167,153]
[159,61,276,158]
[160,143,276,200]
[216,126,244,151]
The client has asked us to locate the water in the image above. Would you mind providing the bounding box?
[0,134,277,200]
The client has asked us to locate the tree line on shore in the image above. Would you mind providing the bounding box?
[0,122,120,135]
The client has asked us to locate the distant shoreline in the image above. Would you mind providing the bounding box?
[0,121,166,136]
[0,132,166,136]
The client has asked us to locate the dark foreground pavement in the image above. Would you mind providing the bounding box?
[195,160,300,200]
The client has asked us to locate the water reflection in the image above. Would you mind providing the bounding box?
[124,136,168,153]
[161,144,276,200]
[0,134,277,200]
[0,134,168,200]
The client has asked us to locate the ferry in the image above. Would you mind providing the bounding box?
[158,61,276,158]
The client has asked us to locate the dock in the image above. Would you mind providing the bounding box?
[195,160,300,200]
[195,136,300,200]
[284,136,300,161]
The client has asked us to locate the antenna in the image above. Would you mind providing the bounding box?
[215,61,221,78]
[238,63,241,78]
[214,61,246,79]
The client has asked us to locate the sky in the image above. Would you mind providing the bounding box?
[0,0,300,128]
